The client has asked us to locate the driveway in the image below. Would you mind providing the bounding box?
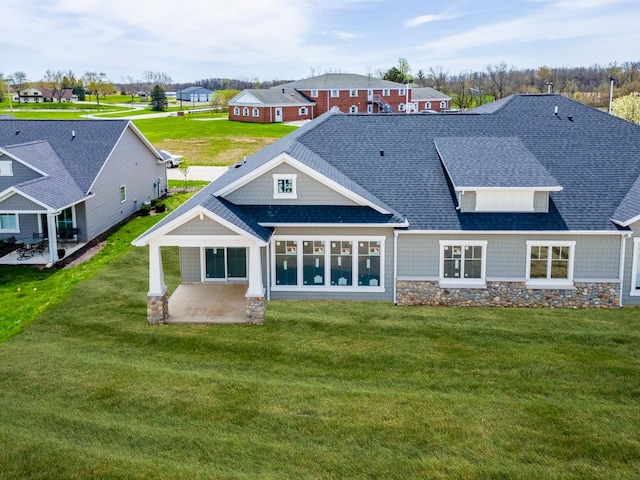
[166,166,228,182]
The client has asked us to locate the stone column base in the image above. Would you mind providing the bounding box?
[147,291,169,324]
[246,296,266,324]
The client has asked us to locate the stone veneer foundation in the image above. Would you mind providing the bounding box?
[396,280,620,309]
[147,291,169,324]
[246,296,266,324]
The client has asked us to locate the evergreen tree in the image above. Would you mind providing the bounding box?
[150,84,168,111]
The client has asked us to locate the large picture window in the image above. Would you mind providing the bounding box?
[0,213,18,232]
[275,240,298,285]
[526,241,575,286]
[272,236,384,291]
[439,241,487,285]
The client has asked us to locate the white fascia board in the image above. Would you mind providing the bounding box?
[132,205,268,247]
[0,147,50,177]
[259,221,409,228]
[611,214,639,228]
[396,229,627,236]
[215,153,391,215]
[149,235,259,248]
[229,92,263,105]
[458,186,563,192]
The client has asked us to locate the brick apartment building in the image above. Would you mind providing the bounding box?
[228,73,451,124]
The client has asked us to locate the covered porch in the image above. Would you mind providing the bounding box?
[165,284,248,324]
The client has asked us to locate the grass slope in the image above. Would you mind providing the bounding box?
[1,241,639,478]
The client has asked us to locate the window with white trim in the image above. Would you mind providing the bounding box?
[439,241,487,285]
[367,104,373,113]
[425,101,431,109]
[233,106,240,115]
[0,213,18,233]
[398,103,405,112]
[383,89,390,96]
[630,238,640,295]
[331,90,339,98]
[398,88,405,96]
[0,160,13,176]
[252,108,259,117]
[526,241,575,285]
[299,107,308,115]
[119,185,126,203]
[349,105,358,113]
[273,174,297,199]
[311,90,319,98]
[272,236,385,291]
[440,101,447,108]
[350,89,358,97]
[243,107,249,116]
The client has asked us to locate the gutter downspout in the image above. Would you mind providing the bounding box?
[619,233,632,307]
[393,230,399,304]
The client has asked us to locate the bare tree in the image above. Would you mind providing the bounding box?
[486,62,519,99]
[428,66,448,91]
[7,71,29,103]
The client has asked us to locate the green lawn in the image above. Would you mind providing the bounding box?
[0,219,639,478]
[133,116,296,166]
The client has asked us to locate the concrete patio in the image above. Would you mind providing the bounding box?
[165,284,250,324]
[0,242,87,266]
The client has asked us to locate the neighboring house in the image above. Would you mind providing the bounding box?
[134,94,640,324]
[229,73,427,123]
[411,87,452,112]
[177,87,213,103]
[17,87,76,103]
[0,119,169,263]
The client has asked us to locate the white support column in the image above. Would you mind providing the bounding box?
[246,243,264,297]
[47,212,58,263]
[148,242,166,296]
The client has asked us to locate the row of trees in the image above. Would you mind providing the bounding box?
[380,58,640,111]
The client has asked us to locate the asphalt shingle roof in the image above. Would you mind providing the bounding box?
[2,141,86,210]
[230,89,313,106]
[274,73,405,90]
[0,119,131,194]
[434,137,561,189]
[411,87,451,101]
[144,94,640,239]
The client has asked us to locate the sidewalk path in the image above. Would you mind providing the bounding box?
[166,166,228,182]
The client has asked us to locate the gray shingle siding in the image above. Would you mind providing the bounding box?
[0,157,41,190]
[225,163,359,206]
[169,216,237,236]
[0,194,42,210]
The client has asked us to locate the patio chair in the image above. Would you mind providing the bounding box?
[33,239,48,256]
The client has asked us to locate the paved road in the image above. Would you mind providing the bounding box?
[166,166,228,182]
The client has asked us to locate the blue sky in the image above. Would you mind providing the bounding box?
[3,0,639,84]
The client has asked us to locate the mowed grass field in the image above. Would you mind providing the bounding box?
[132,116,296,166]
[0,213,639,478]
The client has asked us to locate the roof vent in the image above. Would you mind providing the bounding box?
[554,106,559,116]
[567,115,573,122]
[71,130,76,139]
[282,88,285,94]
[379,150,384,156]
[15,130,19,135]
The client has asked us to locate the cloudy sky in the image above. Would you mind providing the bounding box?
[3,0,639,84]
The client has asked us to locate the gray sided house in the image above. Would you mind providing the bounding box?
[134,94,640,324]
[1,119,168,263]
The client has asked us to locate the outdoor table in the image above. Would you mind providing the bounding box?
[15,236,43,260]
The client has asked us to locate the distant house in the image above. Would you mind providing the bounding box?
[18,87,76,103]
[134,94,640,324]
[177,87,213,103]
[229,73,446,123]
[0,120,168,264]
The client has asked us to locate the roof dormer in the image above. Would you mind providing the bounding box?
[434,137,562,213]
